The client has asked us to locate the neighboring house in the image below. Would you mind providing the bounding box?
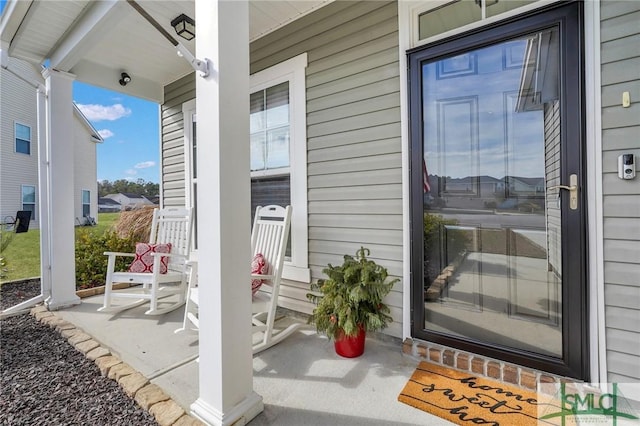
[504,176,546,195]
[104,193,155,211]
[0,56,102,229]
[98,197,122,213]
[3,1,639,423]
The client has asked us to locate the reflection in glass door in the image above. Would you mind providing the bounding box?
[409,3,587,378]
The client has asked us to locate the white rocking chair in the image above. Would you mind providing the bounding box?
[176,205,302,354]
[98,207,193,315]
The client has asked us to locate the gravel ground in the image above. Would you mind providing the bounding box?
[0,280,158,426]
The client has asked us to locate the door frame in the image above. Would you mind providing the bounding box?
[405,2,589,380]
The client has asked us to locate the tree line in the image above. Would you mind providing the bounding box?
[98,179,159,198]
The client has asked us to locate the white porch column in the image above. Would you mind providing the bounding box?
[190,1,262,425]
[41,68,80,310]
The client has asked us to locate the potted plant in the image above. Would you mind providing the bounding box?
[307,247,398,358]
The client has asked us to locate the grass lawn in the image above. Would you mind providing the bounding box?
[0,212,120,283]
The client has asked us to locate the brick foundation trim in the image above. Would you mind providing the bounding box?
[403,337,575,392]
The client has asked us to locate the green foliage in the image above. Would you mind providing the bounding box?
[423,213,469,283]
[0,228,14,279]
[75,229,136,289]
[98,178,159,198]
[307,247,398,339]
[0,213,121,283]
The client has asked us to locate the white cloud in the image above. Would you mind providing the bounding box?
[134,161,156,169]
[98,129,114,139]
[76,103,131,122]
[125,169,137,176]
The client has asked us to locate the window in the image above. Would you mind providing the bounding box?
[82,190,91,218]
[183,99,198,252]
[250,53,309,282]
[414,0,541,44]
[15,123,31,155]
[22,185,36,221]
[250,82,292,245]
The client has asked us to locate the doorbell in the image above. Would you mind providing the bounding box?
[618,154,636,180]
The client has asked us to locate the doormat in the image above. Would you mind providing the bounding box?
[398,362,561,425]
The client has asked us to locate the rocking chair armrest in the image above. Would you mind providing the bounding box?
[103,251,135,258]
[149,252,187,260]
[251,273,275,281]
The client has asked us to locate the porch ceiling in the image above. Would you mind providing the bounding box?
[0,0,330,102]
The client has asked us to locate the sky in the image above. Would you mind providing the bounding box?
[74,82,160,184]
[1,0,160,184]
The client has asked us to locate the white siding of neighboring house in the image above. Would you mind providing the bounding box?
[0,57,42,229]
[600,0,640,383]
[161,1,404,337]
[73,115,100,224]
[1,57,101,231]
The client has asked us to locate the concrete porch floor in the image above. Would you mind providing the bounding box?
[56,294,453,425]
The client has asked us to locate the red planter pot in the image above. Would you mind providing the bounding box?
[334,325,366,358]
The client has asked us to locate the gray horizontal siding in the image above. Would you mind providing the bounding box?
[251,0,403,337]
[600,0,640,382]
[160,2,403,336]
[161,74,195,208]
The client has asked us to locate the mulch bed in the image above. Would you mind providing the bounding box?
[0,279,158,425]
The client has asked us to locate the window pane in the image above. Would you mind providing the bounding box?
[266,127,290,169]
[251,175,291,214]
[21,204,36,221]
[193,182,198,250]
[16,123,30,140]
[250,133,266,171]
[16,139,30,154]
[266,82,289,128]
[22,186,36,203]
[251,175,292,257]
[192,120,198,179]
[82,190,90,204]
[486,0,539,18]
[250,91,265,133]
[419,0,481,40]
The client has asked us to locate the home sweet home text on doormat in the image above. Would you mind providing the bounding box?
[398,362,561,425]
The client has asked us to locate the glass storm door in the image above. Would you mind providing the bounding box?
[409,3,587,379]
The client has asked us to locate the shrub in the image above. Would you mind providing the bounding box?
[114,207,154,242]
[75,229,136,289]
[423,213,469,284]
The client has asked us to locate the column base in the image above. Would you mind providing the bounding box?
[190,391,263,426]
[46,295,81,311]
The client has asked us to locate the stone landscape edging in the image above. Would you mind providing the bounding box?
[29,305,204,426]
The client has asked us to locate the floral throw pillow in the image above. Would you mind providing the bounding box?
[128,243,172,274]
[251,253,268,295]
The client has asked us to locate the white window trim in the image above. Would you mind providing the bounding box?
[15,121,32,155]
[251,53,309,283]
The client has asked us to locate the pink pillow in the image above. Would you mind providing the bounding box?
[251,253,268,295]
[128,243,172,274]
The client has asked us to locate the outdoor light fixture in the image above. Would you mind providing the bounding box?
[119,72,131,86]
[171,14,195,41]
